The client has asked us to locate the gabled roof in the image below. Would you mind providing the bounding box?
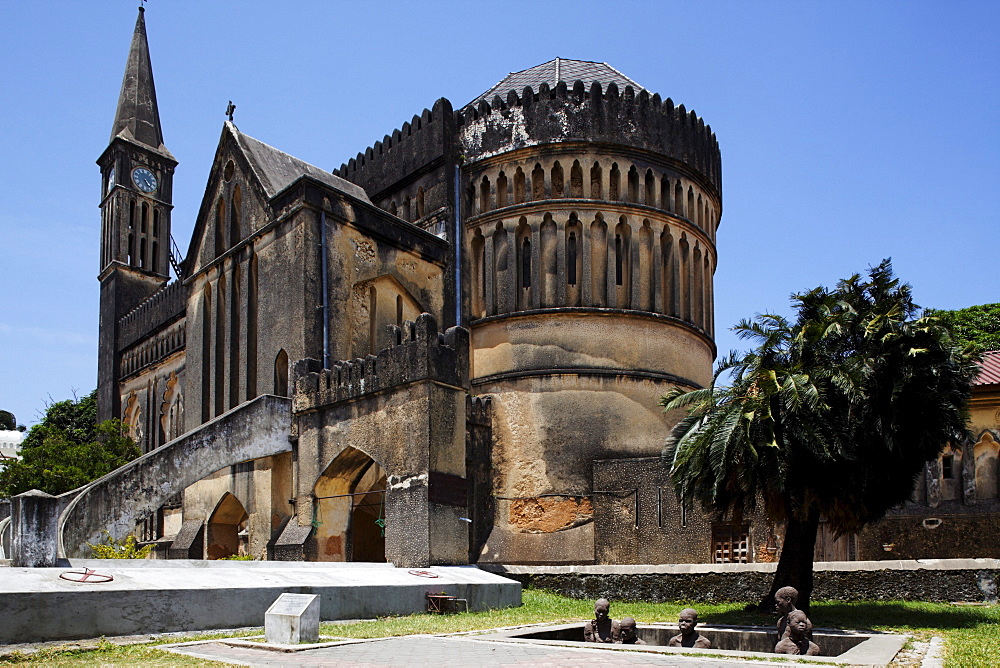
[182,123,373,276]
[110,7,169,155]
[465,58,645,110]
[974,350,1000,387]
[229,123,370,202]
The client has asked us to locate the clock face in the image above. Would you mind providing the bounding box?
[107,167,115,194]
[132,167,158,193]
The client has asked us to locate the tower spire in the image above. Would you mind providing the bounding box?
[110,6,164,150]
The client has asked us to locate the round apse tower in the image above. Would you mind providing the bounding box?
[458,60,722,564]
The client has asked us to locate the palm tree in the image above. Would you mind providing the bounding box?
[662,260,977,612]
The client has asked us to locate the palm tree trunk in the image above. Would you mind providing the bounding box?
[758,505,821,614]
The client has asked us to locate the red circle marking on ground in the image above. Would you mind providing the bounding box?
[59,568,114,583]
[407,569,439,578]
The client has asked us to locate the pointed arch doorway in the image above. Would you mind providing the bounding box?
[313,447,387,562]
[206,493,249,559]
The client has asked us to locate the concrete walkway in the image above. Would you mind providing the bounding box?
[0,560,519,642]
[162,635,808,667]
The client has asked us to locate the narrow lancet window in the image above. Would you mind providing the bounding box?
[615,234,624,285]
[567,232,578,286]
[521,237,532,289]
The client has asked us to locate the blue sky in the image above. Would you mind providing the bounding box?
[1,1,997,427]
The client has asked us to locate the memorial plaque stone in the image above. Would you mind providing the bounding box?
[265,593,320,644]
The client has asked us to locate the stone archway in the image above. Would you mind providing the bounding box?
[312,447,387,562]
[206,492,248,559]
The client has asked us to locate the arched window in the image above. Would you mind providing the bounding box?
[514,167,525,204]
[661,176,671,212]
[567,232,578,286]
[975,432,999,500]
[570,160,584,198]
[627,165,639,202]
[368,285,378,355]
[609,163,620,200]
[521,236,532,289]
[471,230,486,318]
[274,349,289,397]
[229,263,241,410]
[540,214,557,307]
[496,171,508,208]
[139,237,147,269]
[551,162,564,198]
[661,228,677,317]
[492,222,508,313]
[674,182,684,217]
[591,215,608,306]
[141,202,148,233]
[230,186,242,246]
[215,197,226,258]
[480,176,490,213]
[590,162,603,199]
[614,217,631,307]
[466,183,475,215]
[403,196,411,221]
[215,274,226,417]
[416,187,425,218]
[639,221,654,311]
[531,164,545,200]
[201,284,212,423]
[645,170,656,206]
[246,254,258,400]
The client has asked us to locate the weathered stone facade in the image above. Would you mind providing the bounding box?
[92,10,726,567]
[78,10,1000,570]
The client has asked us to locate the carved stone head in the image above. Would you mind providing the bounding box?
[786,610,812,640]
[678,608,698,635]
[775,586,799,615]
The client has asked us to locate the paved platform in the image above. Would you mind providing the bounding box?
[162,635,812,667]
[0,560,520,643]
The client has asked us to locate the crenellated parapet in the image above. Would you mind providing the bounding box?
[466,394,492,427]
[332,99,458,225]
[293,313,469,413]
[121,317,185,378]
[117,278,186,349]
[457,80,721,196]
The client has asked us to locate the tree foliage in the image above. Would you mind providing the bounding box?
[0,391,140,498]
[927,302,1000,352]
[661,260,977,611]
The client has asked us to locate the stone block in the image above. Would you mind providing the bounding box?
[11,490,59,567]
[265,593,319,644]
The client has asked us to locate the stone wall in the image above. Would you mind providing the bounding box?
[289,314,472,568]
[487,559,1000,603]
[59,394,292,557]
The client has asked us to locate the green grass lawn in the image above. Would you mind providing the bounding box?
[1,590,996,666]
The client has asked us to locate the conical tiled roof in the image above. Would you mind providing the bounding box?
[465,58,644,109]
[110,7,166,152]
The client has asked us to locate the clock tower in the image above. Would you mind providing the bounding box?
[96,6,177,422]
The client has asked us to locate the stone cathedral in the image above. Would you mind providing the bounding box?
[97,7,724,566]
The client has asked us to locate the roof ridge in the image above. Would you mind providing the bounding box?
[463,58,646,110]
[227,123,370,203]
